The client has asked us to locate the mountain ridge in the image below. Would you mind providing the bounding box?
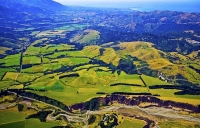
[0,0,66,12]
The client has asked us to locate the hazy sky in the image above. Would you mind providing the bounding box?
[53,0,200,12]
[54,0,198,5]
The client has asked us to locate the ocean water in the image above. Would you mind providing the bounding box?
[128,2,200,13]
[84,2,200,13]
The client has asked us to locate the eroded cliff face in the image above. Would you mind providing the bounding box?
[70,95,200,113]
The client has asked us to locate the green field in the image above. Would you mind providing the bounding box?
[0,111,26,125]
[141,75,170,86]
[0,111,59,128]
[40,44,73,53]
[0,80,17,89]
[25,73,58,89]
[24,46,41,56]
[17,73,43,83]
[99,47,120,65]
[0,54,20,67]
[69,58,90,65]
[71,29,100,45]
[0,68,16,80]
[158,120,200,128]
[27,68,157,105]
[32,86,100,105]
[65,51,85,57]
[3,72,19,81]
[22,63,62,73]
[55,24,87,31]
[24,119,60,128]
[150,89,179,97]
[36,30,66,37]
[73,64,99,71]
[118,118,145,128]
[82,45,101,58]
[160,97,200,105]
[23,56,41,65]
[117,72,144,86]
[176,94,200,100]
[45,51,87,59]
[24,38,48,56]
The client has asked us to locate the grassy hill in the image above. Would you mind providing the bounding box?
[71,29,100,45]
[117,42,200,85]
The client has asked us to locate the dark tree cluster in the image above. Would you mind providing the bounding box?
[99,113,118,128]
[149,85,200,95]
[110,83,142,87]
[83,98,100,111]
[111,92,152,95]
[59,73,79,79]
[117,58,137,74]
[138,67,158,77]
[17,104,24,112]
[88,115,96,125]
[139,76,147,87]
[26,111,52,122]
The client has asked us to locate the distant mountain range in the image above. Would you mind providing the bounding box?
[0,0,66,13]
